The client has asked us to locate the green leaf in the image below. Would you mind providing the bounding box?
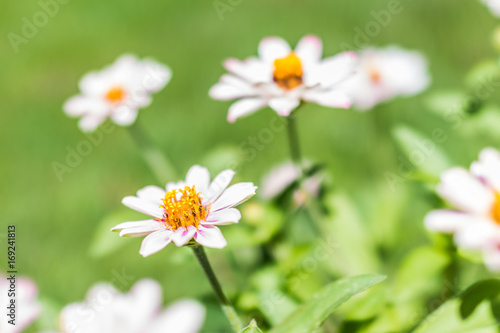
[392,125,452,178]
[268,274,386,333]
[460,279,500,320]
[413,298,498,333]
[240,319,264,333]
[424,90,468,117]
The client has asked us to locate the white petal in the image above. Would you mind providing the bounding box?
[171,226,197,246]
[110,105,139,126]
[146,299,205,333]
[119,221,164,238]
[437,168,495,215]
[211,182,257,211]
[63,96,109,117]
[258,37,292,63]
[136,186,166,206]
[261,162,299,199]
[78,114,106,132]
[111,219,162,232]
[268,97,300,116]
[483,246,500,272]
[209,81,255,101]
[302,89,351,109]
[129,279,163,328]
[166,180,186,192]
[424,210,476,233]
[454,221,500,249]
[205,208,242,225]
[185,165,211,194]
[223,58,271,83]
[139,230,172,257]
[205,169,236,203]
[227,98,267,123]
[307,51,358,88]
[471,147,500,193]
[194,225,227,249]
[122,196,163,219]
[141,58,172,93]
[295,35,323,65]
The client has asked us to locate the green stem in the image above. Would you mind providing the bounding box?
[286,111,305,178]
[191,245,243,332]
[127,122,178,183]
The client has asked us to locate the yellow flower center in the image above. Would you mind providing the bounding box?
[273,52,303,90]
[159,186,208,231]
[369,67,381,83]
[492,192,500,225]
[105,86,126,103]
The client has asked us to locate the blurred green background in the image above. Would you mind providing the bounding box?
[2,0,500,332]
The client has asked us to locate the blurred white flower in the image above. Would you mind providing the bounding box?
[482,0,500,17]
[425,148,500,271]
[338,46,430,110]
[112,165,257,256]
[45,279,204,333]
[261,162,321,207]
[209,35,358,122]
[0,274,41,333]
[64,54,171,131]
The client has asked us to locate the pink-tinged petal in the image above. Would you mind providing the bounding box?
[424,210,476,233]
[147,299,205,333]
[302,89,351,108]
[211,182,257,211]
[258,37,292,63]
[437,168,495,215]
[306,51,358,88]
[122,196,164,219]
[261,162,299,199]
[205,169,235,203]
[209,81,255,101]
[110,105,139,126]
[227,98,267,123]
[295,35,323,65]
[111,219,162,232]
[139,230,172,257]
[194,225,227,249]
[171,226,197,246]
[268,97,300,116]
[471,147,500,193]
[136,186,166,206]
[223,58,271,83]
[61,302,110,333]
[483,245,500,272]
[119,222,164,238]
[63,96,109,117]
[129,279,163,326]
[454,221,500,249]
[185,165,211,194]
[205,208,242,225]
[78,114,106,132]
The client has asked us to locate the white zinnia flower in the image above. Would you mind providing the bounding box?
[482,0,500,17]
[112,165,257,256]
[0,274,41,333]
[64,54,171,131]
[43,279,204,333]
[425,148,500,271]
[338,46,430,110]
[209,35,358,122]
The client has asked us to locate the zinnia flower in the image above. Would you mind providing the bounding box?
[209,35,358,122]
[43,279,205,333]
[64,54,171,131]
[0,274,41,333]
[425,148,500,271]
[338,46,430,110]
[112,165,257,256]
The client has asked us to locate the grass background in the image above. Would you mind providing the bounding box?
[1,0,499,331]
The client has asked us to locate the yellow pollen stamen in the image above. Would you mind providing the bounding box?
[105,86,126,103]
[492,192,500,225]
[158,186,207,231]
[273,52,303,90]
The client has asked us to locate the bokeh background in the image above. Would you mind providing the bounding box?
[2,0,500,332]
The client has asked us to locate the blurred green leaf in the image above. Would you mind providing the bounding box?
[460,279,500,320]
[413,298,497,333]
[201,145,242,174]
[268,274,386,333]
[424,90,468,117]
[392,125,452,178]
[240,319,264,333]
[465,60,500,90]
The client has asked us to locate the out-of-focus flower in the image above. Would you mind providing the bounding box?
[209,35,358,122]
[112,165,257,256]
[338,46,430,110]
[425,148,500,271]
[64,54,171,131]
[44,279,204,333]
[0,274,41,333]
[482,0,500,17]
[261,162,321,207]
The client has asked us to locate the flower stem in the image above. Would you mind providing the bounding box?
[127,122,178,183]
[191,245,243,332]
[286,111,305,178]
